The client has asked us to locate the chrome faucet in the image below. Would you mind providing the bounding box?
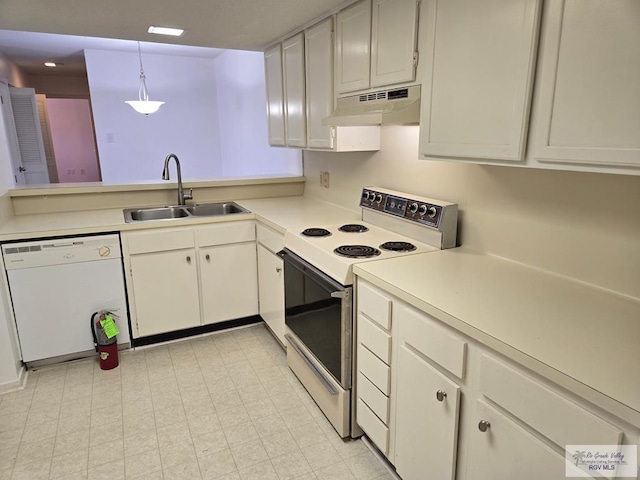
[162,153,193,205]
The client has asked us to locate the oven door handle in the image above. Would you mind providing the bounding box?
[285,334,339,395]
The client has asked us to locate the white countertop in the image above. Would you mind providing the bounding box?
[0,196,359,241]
[354,248,640,425]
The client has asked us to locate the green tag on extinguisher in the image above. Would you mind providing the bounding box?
[100,314,119,339]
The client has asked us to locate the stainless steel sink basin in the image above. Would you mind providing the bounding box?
[186,202,249,217]
[123,202,250,223]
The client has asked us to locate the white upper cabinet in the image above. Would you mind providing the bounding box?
[370,0,418,88]
[282,33,307,148]
[336,0,419,94]
[264,45,286,146]
[305,18,334,149]
[418,0,542,162]
[533,0,640,168]
[336,0,372,94]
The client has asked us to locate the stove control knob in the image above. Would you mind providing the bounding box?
[427,206,437,218]
[418,204,428,216]
[390,201,396,209]
[375,194,383,204]
[363,191,371,201]
[409,202,419,214]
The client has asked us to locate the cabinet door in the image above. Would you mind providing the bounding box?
[130,249,200,337]
[305,18,334,150]
[394,345,460,480]
[264,45,286,146]
[466,400,569,480]
[200,243,259,325]
[533,0,640,167]
[336,0,372,94]
[283,33,307,147]
[370,0,418,88]
[418,0,541,161]
[257,244,285,344]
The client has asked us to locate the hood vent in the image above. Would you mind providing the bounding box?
[323,85,420,126]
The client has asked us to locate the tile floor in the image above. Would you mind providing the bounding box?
[0,324,396,480]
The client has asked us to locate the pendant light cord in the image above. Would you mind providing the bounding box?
[137,41,150,102]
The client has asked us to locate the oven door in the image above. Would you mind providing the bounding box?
[279,249,352,390]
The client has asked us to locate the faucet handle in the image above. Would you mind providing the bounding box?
[184,189,193,202]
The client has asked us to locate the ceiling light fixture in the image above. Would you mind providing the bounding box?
[125,41,165,115]
[147,26,184,36]
[44,62,57,67]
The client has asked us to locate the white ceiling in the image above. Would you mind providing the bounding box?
[0,0,351,76]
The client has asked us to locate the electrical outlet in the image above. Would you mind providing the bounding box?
[319,171,330,188]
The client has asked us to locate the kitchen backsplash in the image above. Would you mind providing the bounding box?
[303,126,640,300]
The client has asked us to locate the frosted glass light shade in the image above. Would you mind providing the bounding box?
[125,100,165,115]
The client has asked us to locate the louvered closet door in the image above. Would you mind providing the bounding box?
[0,81,24,185]
[9,87,50,184]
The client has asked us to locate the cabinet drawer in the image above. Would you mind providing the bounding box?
[358,343,390,395]
[357,313,391,364]
[357,372,389,424]
[126,228,195,255]
[358,281,392,330]
[196,221,255,247]
[398,303,466,379]
[357,398,389,455]
[480,354,623,447]
[256,223,284,254]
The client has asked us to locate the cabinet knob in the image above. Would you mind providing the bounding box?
[478,420,491,432]
[276,267,282,273]
[205,254,210,261]
[186,256,191,263]
[435,390,447,402]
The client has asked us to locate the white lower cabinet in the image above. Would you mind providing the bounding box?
[123,221,258,338]
[257,244,285,344]
[200,242,258,325]
[256,223,286,345]
[467,400,568,480]
[394,346,460,480]
[128,248,201,337]
[354,277,637,480]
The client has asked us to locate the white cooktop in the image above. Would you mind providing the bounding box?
[284,222,438,285]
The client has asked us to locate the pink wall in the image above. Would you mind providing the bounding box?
[46,98,101,182]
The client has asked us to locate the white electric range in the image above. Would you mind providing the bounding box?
[280,187,458,438]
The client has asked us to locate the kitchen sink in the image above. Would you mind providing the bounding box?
[186,202,248,216]
[123,202,250,223]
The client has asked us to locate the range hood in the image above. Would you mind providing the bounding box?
[323,85,420,126]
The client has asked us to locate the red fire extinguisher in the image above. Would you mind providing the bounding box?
[91,311,119,370]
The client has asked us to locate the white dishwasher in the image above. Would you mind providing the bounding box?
[2,234,129,364]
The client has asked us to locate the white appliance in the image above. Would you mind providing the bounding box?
[2,234,129,364]
[281,187,458,437]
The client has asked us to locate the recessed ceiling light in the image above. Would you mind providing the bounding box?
[147,26,184,36]
[44,62,57,67]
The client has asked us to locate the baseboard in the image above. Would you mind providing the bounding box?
[0,364,27,395]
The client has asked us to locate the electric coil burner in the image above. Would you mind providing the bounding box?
[334,245,381,258]
[379,241,417,252]
[301,228,331,237]
[339,224,369,233]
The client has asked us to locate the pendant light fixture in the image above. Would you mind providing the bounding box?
[125,41,165,115]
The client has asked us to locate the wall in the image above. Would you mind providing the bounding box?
[27,74,90,98]
[0,92,24,391]
[303,126,640,300]
[85,49,223,183]
[0,51,27,87]
[213,50,302,177]
[46,98,101,182]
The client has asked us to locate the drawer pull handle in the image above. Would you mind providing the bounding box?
[436,390,447,402]
[205,254,210,261]
[276,267,282,273]
[186,256,191,263]
[478,420,491,432]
